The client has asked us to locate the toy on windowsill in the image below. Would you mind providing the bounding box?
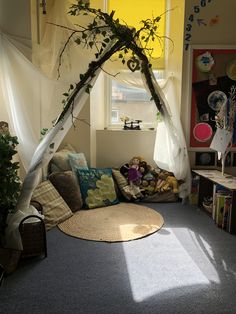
[120,116,142,130]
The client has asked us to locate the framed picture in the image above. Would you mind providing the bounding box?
[189,46,236,148]
[195,151,216,166]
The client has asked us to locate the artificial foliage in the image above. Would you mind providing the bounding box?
[16,1,176,213]
[52,0,172,123]
[0,129,21,241]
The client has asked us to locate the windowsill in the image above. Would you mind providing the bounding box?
[99,128,156,132]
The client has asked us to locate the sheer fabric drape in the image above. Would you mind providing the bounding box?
[1,0,191,200]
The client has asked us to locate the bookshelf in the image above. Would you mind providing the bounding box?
[192,169,236,234]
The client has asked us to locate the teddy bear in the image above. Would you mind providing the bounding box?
[155,171,179,194]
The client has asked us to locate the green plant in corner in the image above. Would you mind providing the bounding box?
[0,122,21,246]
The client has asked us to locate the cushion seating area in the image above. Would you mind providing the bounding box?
[32,146,179,231]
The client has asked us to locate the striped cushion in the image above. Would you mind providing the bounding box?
[32,180,73,230]
[112,169,132,200]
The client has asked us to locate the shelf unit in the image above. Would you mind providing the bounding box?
[192,169,236,233]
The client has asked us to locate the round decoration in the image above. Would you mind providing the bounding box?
[196,51,215,73]
[199,153,212,165]
[193,122,213,142]
[207,90,227,111]
[58,203,164,242]
[226,59,236,81]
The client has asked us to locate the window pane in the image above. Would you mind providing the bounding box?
[111,81,157,126]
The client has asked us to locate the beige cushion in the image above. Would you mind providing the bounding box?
[49,144,76,173]
[49,171,83,212]
[32,180,73,230]
[112,169,133,200]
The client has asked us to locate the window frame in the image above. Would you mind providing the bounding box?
[105,70,165,130]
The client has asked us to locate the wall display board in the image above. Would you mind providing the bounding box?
[190,47,236,148]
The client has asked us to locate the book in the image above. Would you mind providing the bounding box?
[216,194,226,227]
[189,175,199,205]
[212,184,231,222]
[222,196,232,231]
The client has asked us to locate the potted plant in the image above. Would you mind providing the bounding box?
[0,121,21,247]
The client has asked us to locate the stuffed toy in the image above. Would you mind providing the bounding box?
[155,171,179,194]
[120,163,130,177]
[165,175,179,193]
[127,156,142,185]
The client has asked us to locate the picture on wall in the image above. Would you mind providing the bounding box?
[190,47,236,148]
[195,151,216,167]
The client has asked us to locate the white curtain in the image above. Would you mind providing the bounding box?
[0,0,191,200]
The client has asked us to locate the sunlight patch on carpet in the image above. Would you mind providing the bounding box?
[122,227,220,302]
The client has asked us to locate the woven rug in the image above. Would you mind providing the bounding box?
[58,203,164,242]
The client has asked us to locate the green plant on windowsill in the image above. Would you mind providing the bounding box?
[0,122,21,247]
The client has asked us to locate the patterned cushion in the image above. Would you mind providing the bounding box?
[112,169,133,200]
[32,180,73,230]
[49,171,83,212]
[76,168,119,209]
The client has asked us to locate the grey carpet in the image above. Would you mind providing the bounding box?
[1,202,236,314]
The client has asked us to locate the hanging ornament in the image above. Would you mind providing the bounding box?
[196,51,214,73]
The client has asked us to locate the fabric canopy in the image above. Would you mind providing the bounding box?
[0,0,191,205]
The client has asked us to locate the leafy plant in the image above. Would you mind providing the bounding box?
[0,126,21,243]
[16,1,176,213]
[49,0,172,125]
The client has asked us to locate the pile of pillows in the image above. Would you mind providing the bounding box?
[31,145,178,231]
[32,145,120,230]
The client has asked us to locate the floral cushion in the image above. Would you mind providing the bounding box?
[76,168,119,209]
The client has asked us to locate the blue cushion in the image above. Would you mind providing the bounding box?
[76,168,120,209]
[68,152,88,173]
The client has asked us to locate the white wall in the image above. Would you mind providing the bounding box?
[0,0,31,40]
[96,130,157,168]
[0,0,31,123]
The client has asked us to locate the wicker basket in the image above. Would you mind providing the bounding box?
[19,215,47,259]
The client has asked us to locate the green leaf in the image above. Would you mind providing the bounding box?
[75,37,81,45]
[110,10,115,18]
[63,93,69,97]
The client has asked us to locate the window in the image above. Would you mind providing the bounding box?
[107,71,164,129]
[105,0,167,129]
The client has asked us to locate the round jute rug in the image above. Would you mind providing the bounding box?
[58,202,164,242]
